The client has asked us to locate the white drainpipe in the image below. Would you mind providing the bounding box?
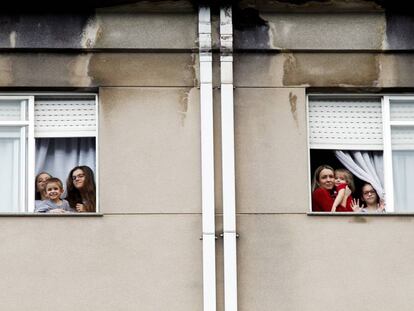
[220,6,238,311]
[199,6,217,311]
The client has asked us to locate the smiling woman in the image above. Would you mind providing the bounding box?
[311,165,353,212]
[311,165,335,212]
[66,165,96,212]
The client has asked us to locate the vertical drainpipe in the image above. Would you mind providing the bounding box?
[199,6,217,311]
[220,6,238,311]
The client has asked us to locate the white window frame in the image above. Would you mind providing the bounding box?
[307,94,414,213]
[0,93,98,214]
[0,96,35,212]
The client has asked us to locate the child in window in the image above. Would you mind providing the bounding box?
[351,183,385,213]
[35,178,75,213]
[331,168,354,212]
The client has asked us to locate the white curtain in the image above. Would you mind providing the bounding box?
[335,151,384,200]
[35,138,96,194]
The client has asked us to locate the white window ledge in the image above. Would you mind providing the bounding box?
[308,212,414,216]
[0,212,103,217]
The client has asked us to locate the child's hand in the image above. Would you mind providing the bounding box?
[351,198,362,212]
[76,203,86,212]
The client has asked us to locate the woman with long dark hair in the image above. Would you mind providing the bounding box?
[66,165,96,212]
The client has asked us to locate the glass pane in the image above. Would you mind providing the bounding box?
[392,151,414,212]
[392,127,414,212]
[0,127,24,212]
[0,99,27,121]
[390,100,414,121]
[391,126,414,150]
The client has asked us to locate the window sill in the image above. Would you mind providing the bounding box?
[0,212,103,217]
[308,212,414,216]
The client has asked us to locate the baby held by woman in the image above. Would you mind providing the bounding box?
[331,169,354,212]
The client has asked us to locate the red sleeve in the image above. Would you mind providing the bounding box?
[312,188,334,212]
[336,183,347,191]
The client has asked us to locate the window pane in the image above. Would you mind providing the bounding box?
[0,100,28,121]
[390,100,414,122]
[0,127,24,212]
[392,127,414,212]
[391,126,414,150]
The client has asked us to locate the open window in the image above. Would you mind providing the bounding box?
[308,95,414,213]
[0,94,97,213]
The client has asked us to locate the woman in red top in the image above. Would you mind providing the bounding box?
[311,165,353,212]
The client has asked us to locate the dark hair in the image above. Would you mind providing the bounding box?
[44,177,64,190]
[66,166,96,212]
[361,183,379,207]
[311,165,334,191]
[35,172,52,200]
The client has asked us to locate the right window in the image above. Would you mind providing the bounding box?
[308,95,414,213]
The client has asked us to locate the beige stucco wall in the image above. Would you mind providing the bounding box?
[99,87,201,213]
[235,214,414,311]
[0,215,202,311]
[0,7,414,311]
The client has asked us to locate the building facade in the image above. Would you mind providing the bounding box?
[1,1,414,310]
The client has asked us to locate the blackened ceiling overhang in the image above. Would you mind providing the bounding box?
[1,0,414,13]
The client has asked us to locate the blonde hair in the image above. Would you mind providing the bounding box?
[312,165,334,191]
[334,168,355,192]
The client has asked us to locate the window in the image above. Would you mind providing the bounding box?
[0,94,97,213]
[308,95,414,213]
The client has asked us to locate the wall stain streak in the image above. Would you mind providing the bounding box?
[179,89,190,126]
[385,14,414,50]
[373,54,380,87]
[68,54,93,87]
[283,53,379,87]
[289,92,298,127]
[0,56,13,86]
[9,31,16,48]
[350,217,367,223]
[81,15,101,49]
[233,7,271,50]
[190,53,198,87]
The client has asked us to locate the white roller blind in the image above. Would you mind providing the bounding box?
[308,97,383,150]
[34,98,96,137]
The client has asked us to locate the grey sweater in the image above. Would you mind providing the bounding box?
[35,199,76,213]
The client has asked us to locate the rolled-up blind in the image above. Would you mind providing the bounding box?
[308,97,383,150]
[34,98,96,137]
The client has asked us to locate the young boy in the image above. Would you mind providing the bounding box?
[35,178,75,213]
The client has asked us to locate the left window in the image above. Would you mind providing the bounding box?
[0,94,97,213]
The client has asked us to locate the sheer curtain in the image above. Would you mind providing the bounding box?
[35,138,96,194]
[335,151,384,200]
